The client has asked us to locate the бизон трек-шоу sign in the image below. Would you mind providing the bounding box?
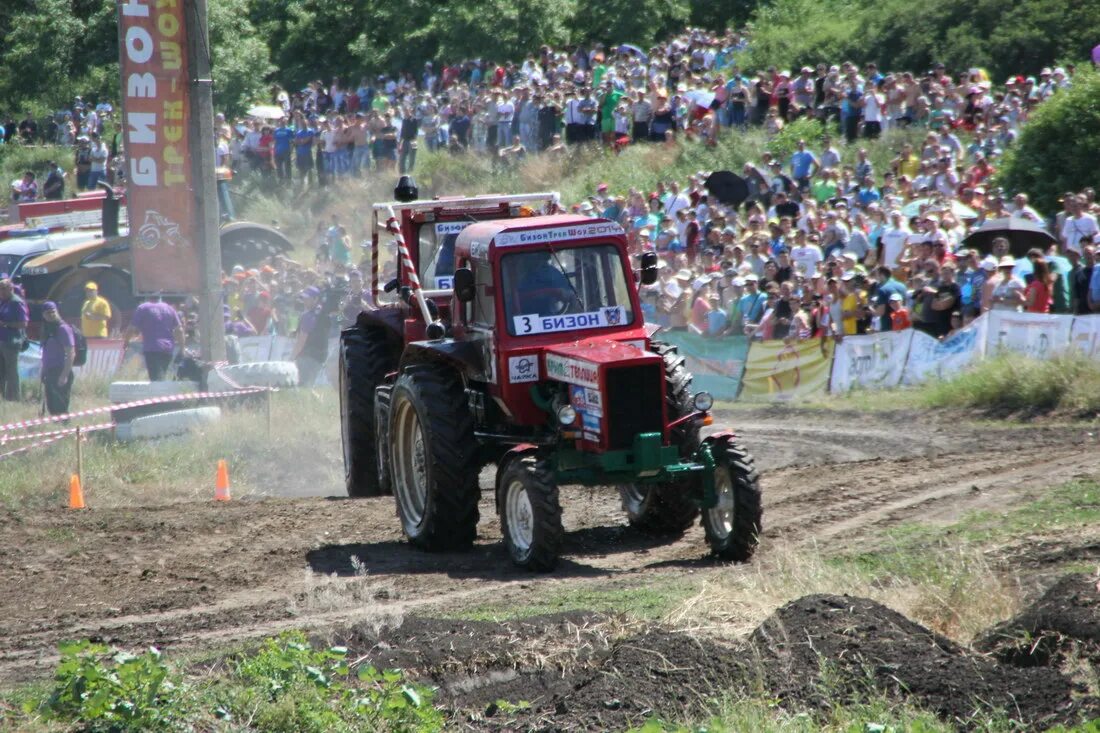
[118,0,200,293]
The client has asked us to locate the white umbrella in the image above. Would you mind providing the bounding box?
[246,104,286,120]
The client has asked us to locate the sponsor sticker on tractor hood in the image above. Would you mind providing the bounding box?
[545,354,600,389]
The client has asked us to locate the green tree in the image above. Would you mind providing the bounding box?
[0,0,85,110]
[995,71,1100,214]
[572,0,688,49]
[209,0,274,116]
[691,0,757,31]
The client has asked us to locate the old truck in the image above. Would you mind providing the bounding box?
[339,181,762,570]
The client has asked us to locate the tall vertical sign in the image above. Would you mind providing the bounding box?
[117,0,200,294]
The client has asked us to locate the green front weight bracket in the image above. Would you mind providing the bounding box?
[697,443,717,509]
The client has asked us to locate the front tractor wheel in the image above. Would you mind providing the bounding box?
[389,366,479,551]
[498,454,563,572]
[701,440,763,562]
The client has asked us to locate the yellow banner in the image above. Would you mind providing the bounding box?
[741,338,835,401]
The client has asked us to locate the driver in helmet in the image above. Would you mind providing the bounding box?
[517,251,575,316]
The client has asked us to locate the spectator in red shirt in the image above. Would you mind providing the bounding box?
[1025,253,1054,313]
[889,292,911,329]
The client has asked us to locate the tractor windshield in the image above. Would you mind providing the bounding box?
[417,222,471,290]
[501,244,635,336]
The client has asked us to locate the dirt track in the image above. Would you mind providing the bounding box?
[1,408,1098,689]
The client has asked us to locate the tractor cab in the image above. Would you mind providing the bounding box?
[366,190,559,309]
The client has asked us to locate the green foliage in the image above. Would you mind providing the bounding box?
[742,0,1100,82]
[573,0,689,49]
[691,0,755,31]
[920,350,1100,415]
[14,631,444,732]
[32,639,188,732]
[0,143,68,190]
[766,116,825,162]
[208,0,275,117]
[995,71,1100,213]
[220,631,445,732]
[741,0,862,75]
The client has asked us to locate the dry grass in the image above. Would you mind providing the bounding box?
[0,388,341,509]
[666,540,1023,645]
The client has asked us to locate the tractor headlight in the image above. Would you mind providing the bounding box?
[693,392,714,412]
[556,404,577,426]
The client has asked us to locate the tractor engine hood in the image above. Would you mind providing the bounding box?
[542,339,658,383]
[541,339,666,451]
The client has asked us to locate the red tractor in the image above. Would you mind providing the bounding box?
[339,180,762,571]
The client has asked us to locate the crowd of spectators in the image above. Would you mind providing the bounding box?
[4,24,1097,357]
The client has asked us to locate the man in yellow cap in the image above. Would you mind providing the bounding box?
[80,282,111,338]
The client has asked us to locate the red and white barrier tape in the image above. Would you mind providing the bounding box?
[0,386,266,436]
[0,422,114,462]
[0,422,111,446]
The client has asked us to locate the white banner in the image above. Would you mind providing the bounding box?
[1070,315,1100,358]
[237,335,295,363]
[986,311,1072,359]
[830,329,913,392]
[904,314,988,384]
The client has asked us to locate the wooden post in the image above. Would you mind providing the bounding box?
[266,388,273,438]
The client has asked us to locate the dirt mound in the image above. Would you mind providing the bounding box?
[748,594,1088,728]
[334,612,748,731]
[976,573,1100,670]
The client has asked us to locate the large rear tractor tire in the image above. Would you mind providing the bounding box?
[497,452,563,572]
[389,365,479,551]
[618,341,701,535]
[339,327,397,497]
[701,439,763,562]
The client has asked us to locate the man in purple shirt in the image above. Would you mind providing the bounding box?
[40,301,75,415]
[0,275,30,401]
[124,296,184,381]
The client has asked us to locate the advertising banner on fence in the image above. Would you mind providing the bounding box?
[986,311,1072,359]
[830,330,913,392]
[237,335,295,364]
[1070,315,1100,357]
[74,338,126,380]
[741,338,834,401]
[117,0,200,294]
[904,315,988,384]
[656,331,748,400]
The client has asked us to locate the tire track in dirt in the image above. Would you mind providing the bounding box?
[0,414,1094,684]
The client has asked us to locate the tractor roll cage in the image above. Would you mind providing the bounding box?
[369,192,559,302]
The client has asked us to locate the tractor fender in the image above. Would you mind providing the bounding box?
[495,444,540,513]
[355,307,405,338]
[702,430,739,445]
[400,339,483,376]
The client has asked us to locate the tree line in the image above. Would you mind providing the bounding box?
[0,0,1094,119]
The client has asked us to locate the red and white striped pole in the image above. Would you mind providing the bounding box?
[384,205,439,330]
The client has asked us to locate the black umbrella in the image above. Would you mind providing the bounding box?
[962,217,1056,258]
[704,170,750,209]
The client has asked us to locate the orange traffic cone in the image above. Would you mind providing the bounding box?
[69,474,85,509]
[214,460,231,502]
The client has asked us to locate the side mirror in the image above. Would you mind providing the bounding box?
[640,251,659,285]
[453,267,475,303]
